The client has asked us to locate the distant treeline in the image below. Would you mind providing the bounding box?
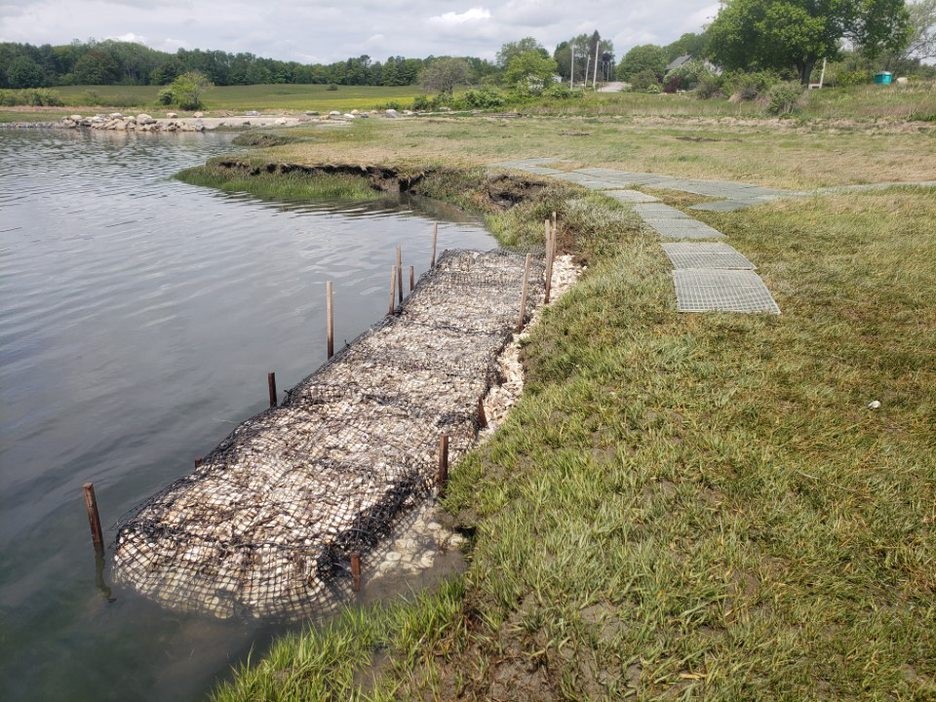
[0,40,498,89]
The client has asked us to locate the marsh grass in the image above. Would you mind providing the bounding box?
[206,159,935,699]
[175,163,382,202]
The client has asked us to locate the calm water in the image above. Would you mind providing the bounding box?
[0,129,495,701]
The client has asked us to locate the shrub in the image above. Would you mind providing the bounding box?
[0,88,63,106]
[765,82,804,115]
[540,83,576,100]
[723,70,780,101]
[663,60,714,93]
[326,84,339,91]
[631,69,661,91]
[156,88,174,105]
[644,83,663,94]
[696,73,725,99]
[459,88,507,109]
[411,95,435,111]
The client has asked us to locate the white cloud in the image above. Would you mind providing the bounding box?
[427,7,492,28]
[108,31,147,43]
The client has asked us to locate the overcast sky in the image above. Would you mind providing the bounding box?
[1,0,720,62]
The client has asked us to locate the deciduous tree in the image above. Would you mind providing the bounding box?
[418,57,472,94]
[707,0,910,83]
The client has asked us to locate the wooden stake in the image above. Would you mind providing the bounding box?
[82,483,104,558]
[544,220,555,304]
[409,265,415,292]
[267,371,277,408]
[431,223,438,268]
[437,434,450,495]
[477,396,487,429]
[517,253,532,333]
[351,552,362,593]
[194,456,203,467]
[395,246,403,304]
[388,265,397,315]
[325,281,334,359]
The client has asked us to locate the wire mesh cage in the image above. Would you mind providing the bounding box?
[113,249,545,620]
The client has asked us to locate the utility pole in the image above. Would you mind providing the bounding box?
[592,41,600,88]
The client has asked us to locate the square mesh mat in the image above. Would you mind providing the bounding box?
[662,243,755,270]
[673,270,780,314]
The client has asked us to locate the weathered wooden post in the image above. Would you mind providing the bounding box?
[395,246,403,304]
[431,223,438,268]
[351,552,362,593]
[516,253,532,333]
[409,265,415,292]
[477,397,487,429]
[267,371,277,408]
[544,220,555,304]
[326,281,335,359]
[194,456,204,467]
[82,483,104,558]
[437,434,450,495]
[389,265,397,315]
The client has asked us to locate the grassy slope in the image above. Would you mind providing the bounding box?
[248,115,936,190]
[184,116,935,700]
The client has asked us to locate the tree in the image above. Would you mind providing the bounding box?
[707,0,911,84]
[617,44,667,82]
[167,70,212,110]
[503,51,558,93]
[663,32,709,61]
[418,57,472,94]
[496,37,548,68]
[6,56,45,88]
[904,0,936,58]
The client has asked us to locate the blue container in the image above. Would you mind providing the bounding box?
[874,72,893,85]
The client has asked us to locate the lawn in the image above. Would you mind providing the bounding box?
[176,110,936,700]
[39,83,423,113]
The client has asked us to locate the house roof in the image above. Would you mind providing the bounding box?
[666,54,692,72]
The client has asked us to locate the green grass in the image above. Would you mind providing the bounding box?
[47,84,423,113]
[201,150,935,699]
[175,162,383,202]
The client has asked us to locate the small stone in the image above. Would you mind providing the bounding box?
[868,400,881,409]
[166,112,178,118]
[192,111,205,118]
[385,551,401,562]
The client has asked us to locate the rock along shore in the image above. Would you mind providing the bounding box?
[0,107,417,133]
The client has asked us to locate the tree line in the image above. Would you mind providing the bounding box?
[0,39,496,89]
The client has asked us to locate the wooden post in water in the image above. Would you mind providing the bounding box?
[326,281,334,360]
[388,265,397,315]
[82,483,104,558]
[437,434,450,495]
[395,246,403,304]
[351,552,362,593]
[517,253,532,333]
[431,223,438,268]
[409,265,415,292]
[267,372,277,408]
[544,219,555,304]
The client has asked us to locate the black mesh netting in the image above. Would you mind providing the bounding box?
[112,249,545,620]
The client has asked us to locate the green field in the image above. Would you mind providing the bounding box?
[3,82,934,124]
[46,83,423,113]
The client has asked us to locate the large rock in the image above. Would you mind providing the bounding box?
[136,113,155,125]
[166,112,178,118]
[192,111,205,118]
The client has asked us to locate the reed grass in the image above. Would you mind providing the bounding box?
[175,163,381,202]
